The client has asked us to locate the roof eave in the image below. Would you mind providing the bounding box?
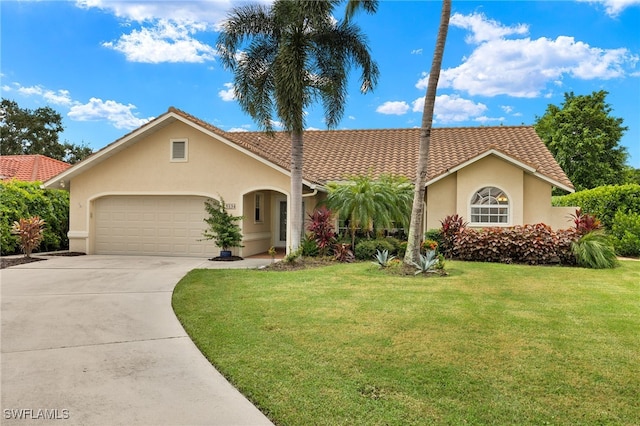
[425,149,574,193]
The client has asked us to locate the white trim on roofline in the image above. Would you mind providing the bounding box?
[43,110,317,190]
[424,149,575,193]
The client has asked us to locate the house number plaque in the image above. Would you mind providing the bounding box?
[225,203,236,210]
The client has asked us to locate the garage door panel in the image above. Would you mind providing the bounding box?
[95,196,217,256]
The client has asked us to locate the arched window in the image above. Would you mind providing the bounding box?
[470,187,509,224]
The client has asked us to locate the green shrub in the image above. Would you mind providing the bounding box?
[455,224,579,265]
[383,236,403,255]
[424,229,443,251]
[354,239,395,260]
[571,231,619,269]
[553,184,640,229]
[611,210,640,257]
[300,234,320,257]
[1,180,69,255]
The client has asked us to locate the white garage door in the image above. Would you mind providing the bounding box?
[95,195,216,257]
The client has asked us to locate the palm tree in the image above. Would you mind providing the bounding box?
[217,0,378,252]
[345,0,452,264]
[403,0,451,264]
[325,173,413,248]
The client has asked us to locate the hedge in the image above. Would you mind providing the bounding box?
[611,210,640,257]
[553,184,640,230]
[0,180,70,255]
[454,224,578,265]
[354,239,396,260]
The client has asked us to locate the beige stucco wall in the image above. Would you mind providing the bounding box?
[68,120,292,256]
[456,155,524,227]
[425,174,457,231]
[422,154,573,233]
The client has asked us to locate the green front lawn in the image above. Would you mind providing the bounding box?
[172,261,640,425]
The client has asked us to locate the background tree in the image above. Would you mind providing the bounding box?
[217,0,378,252]
[0,98,92,164]
[534,91,629,191]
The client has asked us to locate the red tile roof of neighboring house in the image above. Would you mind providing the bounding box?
[169,108,574,190]
[0,155,71,182]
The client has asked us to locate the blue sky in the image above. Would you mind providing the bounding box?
[2,0,639,167]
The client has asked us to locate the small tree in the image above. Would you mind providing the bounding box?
[202,197,243,254]
[11,216,46,258]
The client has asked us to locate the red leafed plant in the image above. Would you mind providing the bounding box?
[11,216,46,258]
[307,207,336,256]
[570,208,602,235]
[440,214,468,258]
[333,243,354,263]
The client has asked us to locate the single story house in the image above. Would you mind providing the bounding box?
[1,154,71,182]
[44,107,575,257]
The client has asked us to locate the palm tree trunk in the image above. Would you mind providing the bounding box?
[290,129,304,252]
[404,0,451,265]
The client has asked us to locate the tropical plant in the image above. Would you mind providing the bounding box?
[334,243,355,263]
[571,230,619,269]
[439,214,467,258]
[11,216,46,258]
[411,250,440,275]
[217,0,378,252]
[372,249,396,268]
[570,208,602,235]
[404,0,452,264]
[300,234,320,257]
[307,207,336,256]
[325,173,412,248]
[202,197,244,252]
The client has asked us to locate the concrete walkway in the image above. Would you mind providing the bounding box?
[1,255,274,425]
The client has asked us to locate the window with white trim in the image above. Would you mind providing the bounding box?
[170,139,188,162]
[254,193,263,223]
[470,187,509,224]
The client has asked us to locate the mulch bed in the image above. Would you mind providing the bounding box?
[1,251,85,269]
[0,256,46,269]
[209,256,245,262]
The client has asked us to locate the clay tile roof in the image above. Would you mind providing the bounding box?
[0,155,71,182]
[169,108,574,190]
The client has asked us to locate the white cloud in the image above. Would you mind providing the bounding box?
[432,12,638,98]
[411,49,423,55]
[450,12,529,43]
[103,20,216,63]
[376,101,410,115]
[421,94,488,123]
[348,115,356,120]
[68,98,152,129]
[12,84,74,106]
[501,105,513,114]
[218,83,236,102]
[227,127,249,132]
[577,0,640,17]
[474,116,506,124]
[75,0,231,25]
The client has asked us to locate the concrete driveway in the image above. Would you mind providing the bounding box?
[1,255,274,425]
